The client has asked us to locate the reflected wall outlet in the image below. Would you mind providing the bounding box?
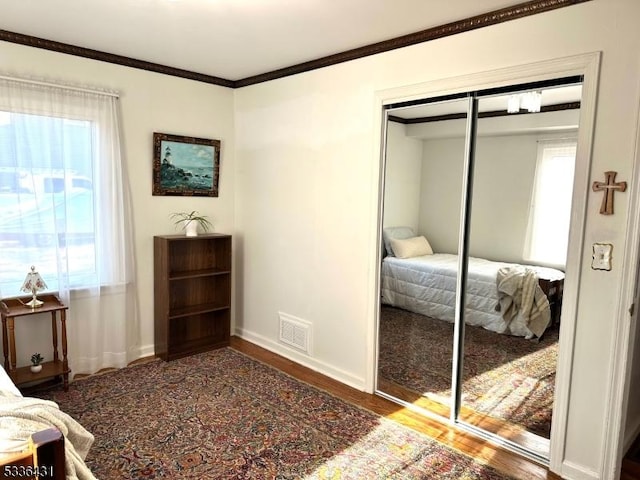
[592,243,612,271]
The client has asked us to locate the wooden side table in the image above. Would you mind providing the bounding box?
[0,294,70,391]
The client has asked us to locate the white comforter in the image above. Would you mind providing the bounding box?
[0,366,96,480]
[381,253,563,337]
[0,395,96,480]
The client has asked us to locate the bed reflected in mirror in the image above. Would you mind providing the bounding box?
[459,85,579,456]
[378,98,468,420]
[376,81,582,458]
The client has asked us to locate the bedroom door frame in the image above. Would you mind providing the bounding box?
[369,52,601,474]
[603,88,640,479]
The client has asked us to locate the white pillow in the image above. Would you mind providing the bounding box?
[382,226,415,256]
[390,235,434,258]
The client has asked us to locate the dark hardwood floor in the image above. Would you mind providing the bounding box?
[622,435,640,480]
[230,336,559,480]
[622,461,640,480]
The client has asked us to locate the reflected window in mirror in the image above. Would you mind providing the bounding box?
[524,139,577,269]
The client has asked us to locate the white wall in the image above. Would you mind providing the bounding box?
[234,1,640,478]
[382,121,422,233]
[414,109,579,260]
[0,41,236,368]
[234,72,377,386]
[471,134,540,262]
[418,136,464,253]
[418,131,576,264]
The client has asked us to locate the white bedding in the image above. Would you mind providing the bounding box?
[0,366,21,398]
[381,253,564,337]
[0,395,96,480]
[0,366,96,480]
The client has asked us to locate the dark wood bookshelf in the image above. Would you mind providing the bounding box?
[154,234,231,361]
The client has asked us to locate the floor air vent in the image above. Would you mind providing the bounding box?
[279,312,312,355]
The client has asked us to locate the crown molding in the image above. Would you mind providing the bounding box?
[235,0,592,88]
[0,0,592,89]
[0,29,235,88]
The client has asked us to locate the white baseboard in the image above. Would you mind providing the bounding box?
[561,461,600,480]
[235,327,366,391]
[70,343,156,377]
[134,343,156,361]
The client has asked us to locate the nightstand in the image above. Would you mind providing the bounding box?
[1,294,70,391]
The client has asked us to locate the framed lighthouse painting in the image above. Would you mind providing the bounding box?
[152,132,221,197]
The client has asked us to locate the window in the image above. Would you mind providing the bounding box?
[0,79,131,300]
[0,77,137,374]
[0,112,99,295]
[523,139,576,268]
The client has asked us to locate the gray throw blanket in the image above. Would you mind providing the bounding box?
[0,393,96,480]
[496,266,551,339]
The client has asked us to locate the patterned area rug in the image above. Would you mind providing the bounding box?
[378,306,558,438]
[38,348,518,479]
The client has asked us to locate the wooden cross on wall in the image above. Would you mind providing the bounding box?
[592,171,627,215]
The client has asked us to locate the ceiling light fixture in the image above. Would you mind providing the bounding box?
[507,95,520,114]
[506,90,542,114]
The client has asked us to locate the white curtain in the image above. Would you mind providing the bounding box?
[0,76,139,375]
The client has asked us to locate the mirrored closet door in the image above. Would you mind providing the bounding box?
[376,78,583,461]
[378,98,468,421]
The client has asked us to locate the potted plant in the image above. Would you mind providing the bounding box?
[30,353,44,373]
[170,211,213,237]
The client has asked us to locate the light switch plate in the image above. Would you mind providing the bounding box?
[592,243,613,271]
